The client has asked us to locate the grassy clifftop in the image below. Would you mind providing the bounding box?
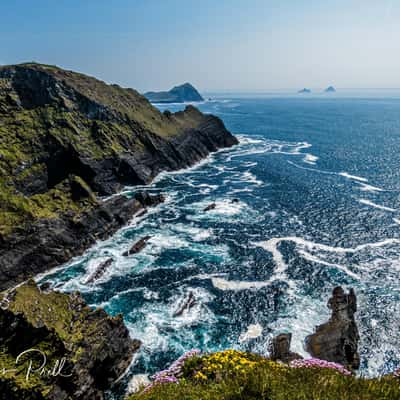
[128,350,400,400]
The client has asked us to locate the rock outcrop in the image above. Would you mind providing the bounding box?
[144,83,204,103]
[122,236,152,256]
[0,63,238,290]
[0,280,139,399]
[85,257,113,284]
[305,286,360,370]
[269,333,303,363]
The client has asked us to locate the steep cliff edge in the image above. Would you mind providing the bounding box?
[0,280,139,399]
[0,63,238,290]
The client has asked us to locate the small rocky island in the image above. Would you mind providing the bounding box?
[144,82,204,103]
[298,88,311,94]
[325,85,336,93]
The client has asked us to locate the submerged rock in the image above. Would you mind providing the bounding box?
[203,203,216,212]
[305,286,360,370]
[122,235,152,256]
[269,333,303,363]
[85,257,113,284]
[173,291,196,317]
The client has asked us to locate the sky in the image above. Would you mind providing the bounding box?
[1,0,400,92]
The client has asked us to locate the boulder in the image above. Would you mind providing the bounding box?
[203,203,216,212]
[269,333,303,363]
[122,236,152,256]
[85,258,113,284]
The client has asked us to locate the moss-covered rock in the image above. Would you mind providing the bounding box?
[0,280,139,399]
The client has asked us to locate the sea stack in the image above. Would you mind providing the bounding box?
[305,286,360,370]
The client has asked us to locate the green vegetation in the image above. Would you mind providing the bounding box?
[1,280,131,398]
[0,63,212,238]
[128,350,400,400]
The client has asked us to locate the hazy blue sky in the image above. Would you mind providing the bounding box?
[1,0,399,91]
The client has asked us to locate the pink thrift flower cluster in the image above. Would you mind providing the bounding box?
[143,349,201,393]
[393,368,400,377]
[290,358,352,376]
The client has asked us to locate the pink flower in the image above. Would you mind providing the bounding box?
[289,358,352,376]
[143,349,201,393]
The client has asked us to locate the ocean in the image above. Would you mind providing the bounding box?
[38,93,400,381]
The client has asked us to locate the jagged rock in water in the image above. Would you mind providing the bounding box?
[0,280,140,399]
[203,203,216,212]
[269,333,303,363]
[173,291,196,317]
[305,286,360,370]
[85,257,113,284]
[122,235,152,256]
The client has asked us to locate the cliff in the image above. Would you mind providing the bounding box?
[144,83,204,103]
[0,280,139,399]
[0,63,237,290]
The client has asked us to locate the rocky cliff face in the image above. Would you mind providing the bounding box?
[0,63,238,290]
[0,280,139,399]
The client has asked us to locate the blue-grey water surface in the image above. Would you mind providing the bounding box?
[39,94,400,379]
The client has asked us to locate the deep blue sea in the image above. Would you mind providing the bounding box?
[39,93,400,383]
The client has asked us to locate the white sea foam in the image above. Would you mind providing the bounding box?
[339,172,368,182]
[238,323,263,342]
[358,199,396,212]
[255,236,400,282]
[303,154,319,165]
[127,374,150,394]
[239,171,263,186]
[211,277,271,291]
[356,182,384,192]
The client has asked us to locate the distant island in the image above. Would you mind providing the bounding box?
[144,82,204,103]
[298,88,311,94]
[324,86,336,93]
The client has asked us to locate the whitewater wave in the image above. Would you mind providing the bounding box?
[238,323,263,342]
[358,199,396,212]
[211,277,271,291]
[339,172,368,182]
[255,236,400,282]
